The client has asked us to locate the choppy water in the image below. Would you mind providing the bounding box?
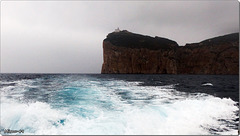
[0,74,239,135]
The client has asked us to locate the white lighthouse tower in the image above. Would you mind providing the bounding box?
[114,27,120,32]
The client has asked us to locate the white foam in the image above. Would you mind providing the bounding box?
[1,79,238,135]
[202,83,213,86]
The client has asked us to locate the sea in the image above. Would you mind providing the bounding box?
[0,74,239,135]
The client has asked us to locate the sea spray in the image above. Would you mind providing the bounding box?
[0,74,238,135]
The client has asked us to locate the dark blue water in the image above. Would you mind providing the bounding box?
[0,74,239,135]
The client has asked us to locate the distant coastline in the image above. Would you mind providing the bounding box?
[101,30,239,74]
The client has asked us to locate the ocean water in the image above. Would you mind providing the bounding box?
[0,74,239,135]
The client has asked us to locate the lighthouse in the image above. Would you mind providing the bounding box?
[114,27,120,32]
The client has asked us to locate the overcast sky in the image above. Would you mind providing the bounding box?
[1,1,239,73]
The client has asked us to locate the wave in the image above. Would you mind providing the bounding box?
[202,83,213,86]
[0,76,238,135]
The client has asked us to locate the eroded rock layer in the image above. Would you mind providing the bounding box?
[101,31,239,74]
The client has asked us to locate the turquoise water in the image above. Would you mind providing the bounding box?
[0,74,239,135]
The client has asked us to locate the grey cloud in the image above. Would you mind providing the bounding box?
[1,1,239,73]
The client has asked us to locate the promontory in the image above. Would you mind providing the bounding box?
[101,30,239,74]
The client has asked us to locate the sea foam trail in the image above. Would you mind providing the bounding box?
[0,76,239,135]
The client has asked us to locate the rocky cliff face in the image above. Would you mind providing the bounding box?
[101,31,239,74]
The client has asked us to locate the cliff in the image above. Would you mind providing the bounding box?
[101,30,239,74]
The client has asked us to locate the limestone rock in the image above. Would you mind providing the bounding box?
[101,31,239,75]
